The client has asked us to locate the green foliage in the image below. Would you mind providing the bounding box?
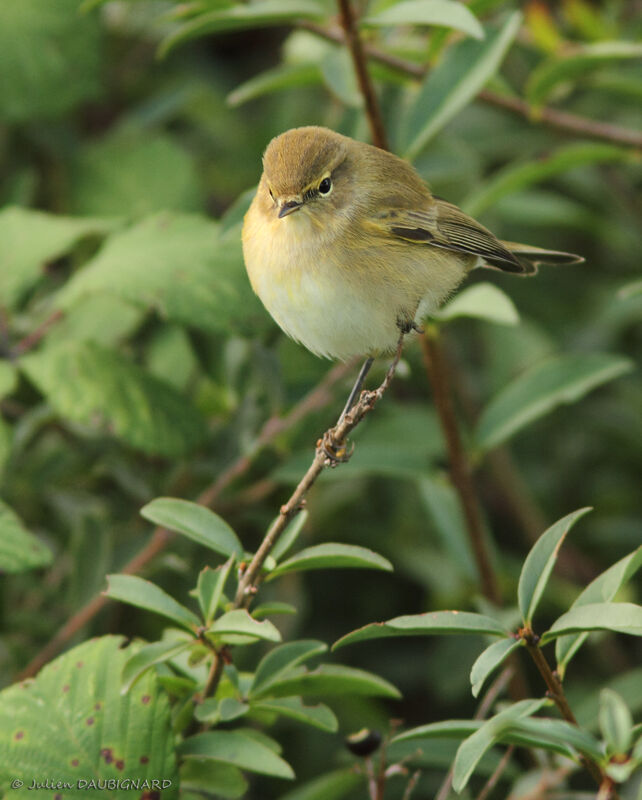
[1,0,640,797]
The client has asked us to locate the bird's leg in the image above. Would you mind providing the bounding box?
[338,356,374,423]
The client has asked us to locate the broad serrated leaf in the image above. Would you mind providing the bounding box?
[453,699,546,792]
[141,499,242,559]
[334,611,508,650]
[105,574,201,632]
[278,768,362,800]
[463,142,634,216]
[0,499,53,573]
[251,697,338,732]
[121,639,192,694]
[251,640,328,697]
[556,546,642,675]
[542,602,642,644]
[0,206,116,307]
[403,12,521,159]
[197,558,234,623]
[527,41,642,107]
[179,731,294,779]
[208,610,281,643]
[518,508,592,625]
[599,689,633,756]
[470,637,520,698]
[160,0,325,56]
[20,340,207,457]
[364,0,483,39]
[253,664,401,700]
[228,62,322,106]
[56,213,263,335]
[435,282,519,325]
[267,543,392,579]
[0,636,178,798]
[0,0,102,123]
[475,353,633,452]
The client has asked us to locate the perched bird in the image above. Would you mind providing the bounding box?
[242,126,582,363]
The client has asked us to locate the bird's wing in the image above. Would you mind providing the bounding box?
[367,198,532,274]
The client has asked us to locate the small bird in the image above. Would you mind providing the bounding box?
[242,126,582,363]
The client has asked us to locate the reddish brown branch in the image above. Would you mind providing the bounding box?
[14,310,64,355]
[420,327,501,604]
[336,0,389,150]
[300,21,642,150]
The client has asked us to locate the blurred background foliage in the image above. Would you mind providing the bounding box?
[0,0,640,797]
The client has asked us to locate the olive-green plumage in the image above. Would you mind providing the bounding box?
[242,127,583,360]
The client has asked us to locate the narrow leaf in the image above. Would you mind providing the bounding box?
[267,543,392,579]
[518,508,592,625]
[251,640,327,696]
[209,610,281,643]
[228,62,322,107]
[502,716,603,762]
[435,282,519,326]
[253,664,401,700]
[334,611,508,650]
[197,558,234,623]
[251,697,338,732]
[403,12,521,159]
[271,510,309,562]
[599,689,633,756]
[278,768,361,800]
[121,639,192,693]
[105,574,201,632]
[393,720,481,744]
[556,546,642,675]
[475,353,633,452]
[252,602,298,619]
[179,731,294,779]
[364,0,484,39]
[470,637,520,698]
[141,498,242,559]
[0,499,53,573]
[542,602,642,644]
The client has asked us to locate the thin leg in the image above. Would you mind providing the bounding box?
[338,356,374,422]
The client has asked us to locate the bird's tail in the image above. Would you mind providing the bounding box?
[497,241,585,276]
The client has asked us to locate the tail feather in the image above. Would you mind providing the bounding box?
[496,241,585,276]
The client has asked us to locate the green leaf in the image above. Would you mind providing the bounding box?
[121,639,192,694]
[46,294,144,348]
[0,499,53,573]
[463,143,634,217]
[334,611,508,650]
[470,637,520,698]
[251,697,338,732]
[0,206,116,307]
[0,418,10,476]
[180,760,248,800]
[141,499,243,560]
[0,0,102,123]
[556,547,642,676]
[253,664,401,700]
[228,62,322,106]
[501,716,603,762]
[320,47,363,108]
[527,41,642,107]
[393,719,480,744]
[105,574,201,632]
[252,602,298,619]
[271,509,308,562]
[435,282,519,326]
[70,130,201,217]
[208,610,281,643]
[0,362,17,399]
[251,640,328,696]
[364,0,484,39]
[160,0,325,56]
[267,543,392,579]
[475,353,634,452]
[196,697,249,724]
[278,768,362,800]
[452,699,546,792]
[518,508,592,625]
[542,602,642,644]
[197,558,234,623]
[0,636,178,798]
[403,12,521,159]
[179,731,294,779]
[599,689,633,756]
[56,213,263,335]
[20,340,207,457]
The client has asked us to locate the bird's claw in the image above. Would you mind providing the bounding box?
[320,431,354,466]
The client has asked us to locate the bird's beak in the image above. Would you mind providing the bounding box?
[278,200,303,218]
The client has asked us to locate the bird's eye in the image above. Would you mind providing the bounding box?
[318,177,332,195]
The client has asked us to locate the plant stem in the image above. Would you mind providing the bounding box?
[475,745,514,800]
[300,21,642,149]
[420,326,501,604]
[336,0,389,150]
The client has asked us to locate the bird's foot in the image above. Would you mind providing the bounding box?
[319,430,354,467]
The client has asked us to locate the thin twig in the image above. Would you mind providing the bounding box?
[337,0,389,150]
[420,326,501,604]
[300,21,642,150]
[16,361,354,681]
[14,310,64,355]
[234,334,405,606]
[475,745,515,800]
